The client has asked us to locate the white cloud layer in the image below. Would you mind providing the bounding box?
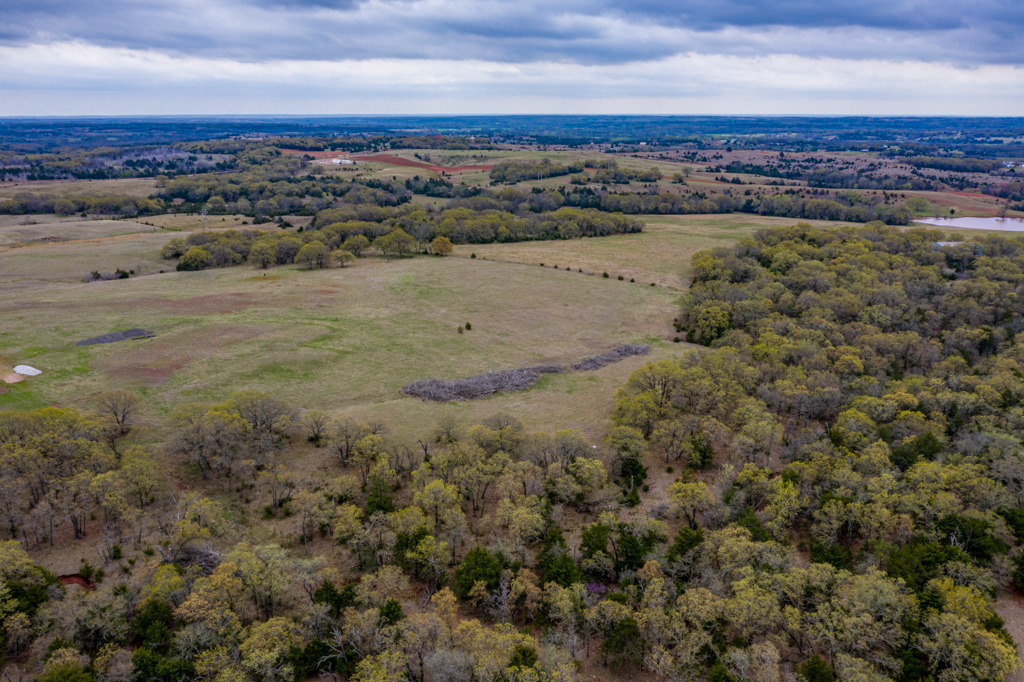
[1,41,1022,115]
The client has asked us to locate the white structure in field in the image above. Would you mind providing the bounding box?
[331,158,355,165]
[13,365,41,376]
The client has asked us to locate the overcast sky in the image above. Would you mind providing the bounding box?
[1,0,1022,115]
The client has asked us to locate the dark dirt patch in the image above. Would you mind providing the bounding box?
[77,328,155,346]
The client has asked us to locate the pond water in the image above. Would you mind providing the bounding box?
[915,216,1024,231]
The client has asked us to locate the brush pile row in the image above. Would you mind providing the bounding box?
[404,343,651,402]
[571,344,651,371]
[402,365,564,402]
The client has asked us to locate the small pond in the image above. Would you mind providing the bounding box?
[915,217,1024,231]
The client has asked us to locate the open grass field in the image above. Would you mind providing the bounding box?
[0,216,169,249]
[459,214,853,286]
[0,176,158,198]
[0,242,683,442]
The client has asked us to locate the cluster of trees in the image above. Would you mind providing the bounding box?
[737,194,914,224]
[0,394,618,681]
[0,192,164,217]
[154,153,412,218]
[160,205,641,271]
[0,147,224,182]
[980,180,1024,202]
[722,161,939,192]
[569,160,664,185]
[489,159,584,184]
[0,393,158,553]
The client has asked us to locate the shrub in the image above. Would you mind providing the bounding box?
[603,272,609,278]
[313,581,357,618]
[431,235,454,256]
[665,527,704,563]
[457,326,464,333]
[736,507,771,542]
[176,246,211,271]
[666,466,674,473]
[618,275,624,280]
[452,546,504,599]
[509,645,539,669]
[630,278,634,282]
[602,618,643,671]
[471,253,476,258]
[379,598,404,625]
[809,536,851,569]
[799,655,836,682]
[464,322,472,330]
[39,663,91,682]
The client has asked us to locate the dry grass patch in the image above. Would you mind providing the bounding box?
[0,176,158,198]
[0,233,171,285]
[0,217,163,249]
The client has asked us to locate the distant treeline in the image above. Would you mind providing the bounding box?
[0,192,164,216]
[311,205,643,243]
[437,186,913,224]
[0,145,231,182]
[247,135,493,153]
[905,156,1004,173]
[723,161,939,191]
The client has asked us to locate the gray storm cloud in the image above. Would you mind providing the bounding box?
[0,0,1021,64]
[0,0,1021,114]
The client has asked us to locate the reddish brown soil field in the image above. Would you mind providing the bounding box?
[58,574,96,591]
[951,191,998,199]
[356,154,444,171]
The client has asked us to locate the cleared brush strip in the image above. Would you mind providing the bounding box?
[402,365,564,402]
[571,343,651,371]
[403,344,651,402]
